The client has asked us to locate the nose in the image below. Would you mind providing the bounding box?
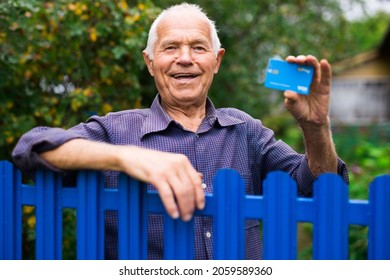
[177,47,193,65]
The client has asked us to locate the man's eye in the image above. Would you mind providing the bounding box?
[165,46,176,51]
[194,46,206,52]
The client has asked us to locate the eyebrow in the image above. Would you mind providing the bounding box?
[159,38,211,48]
[159,39,177,48]
[191,39,210,46]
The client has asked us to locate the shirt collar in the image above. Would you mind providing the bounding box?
[140,95,173,138]
[140,94,244,138]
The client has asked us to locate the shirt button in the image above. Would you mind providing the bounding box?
[206,231,212,239]
[202,183,207,189]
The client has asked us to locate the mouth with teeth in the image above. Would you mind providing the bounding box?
[171,73,199,80]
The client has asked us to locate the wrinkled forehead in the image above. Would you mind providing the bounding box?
[156,12,212,40]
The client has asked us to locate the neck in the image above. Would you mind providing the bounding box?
[161,99,207,132]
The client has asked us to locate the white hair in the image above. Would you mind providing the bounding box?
[144,3,221,60]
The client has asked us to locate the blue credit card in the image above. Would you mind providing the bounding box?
[264,59,314,95]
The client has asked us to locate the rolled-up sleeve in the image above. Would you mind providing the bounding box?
[254,119,349,198]
[11,115,111,176]
[295,155,349,197]
[11,127,86,177]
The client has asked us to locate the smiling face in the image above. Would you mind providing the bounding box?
[143,12,225,110]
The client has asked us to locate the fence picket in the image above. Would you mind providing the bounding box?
[313,174,349,260]
[76,171,104,259]
[0,161,22,259]
[263,171,297,260]
[368,175,390,259]
[0,160,389,260]
[213,169,245,260]
[35,170,62,260]
[164,215,195,260]
[118,174,147,260]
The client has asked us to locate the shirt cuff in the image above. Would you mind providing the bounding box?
[296,155,349,197]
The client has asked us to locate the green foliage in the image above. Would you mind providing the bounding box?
[62,208,77,259]
[346,139,390,199]
[333,125,390,199]
[21,205,36,259]
[345,11,390,56]
[0,0,160,160]
[22,198,77,260]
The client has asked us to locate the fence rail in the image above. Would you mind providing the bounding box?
[1,160,389,260]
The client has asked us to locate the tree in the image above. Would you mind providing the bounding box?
[0,0,160,160]
[346,11,390,53]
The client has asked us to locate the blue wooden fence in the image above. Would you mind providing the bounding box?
[1,160,389,260]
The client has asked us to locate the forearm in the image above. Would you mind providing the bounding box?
[40,138,205,221]
[301,120,338,177]
[39,138,125,172]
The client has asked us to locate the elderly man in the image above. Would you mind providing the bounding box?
[12,3,348,259]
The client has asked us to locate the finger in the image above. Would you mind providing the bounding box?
[286,55,307,64]
[174,167,205,220]
[283,90,299,109]
[295,55,307,63]
[310,58,322,87]
[284,90,299,101]
[171,171,196,221]
[194,173,205,210]
[285,55,296,63]
[156,181,180,220]
[286,54,320,68]
[320,59,332,90]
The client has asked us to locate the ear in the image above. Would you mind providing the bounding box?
[142,50,154,76]
[214,48,225,74]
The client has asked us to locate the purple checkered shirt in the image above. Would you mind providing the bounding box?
[12,94,349,259]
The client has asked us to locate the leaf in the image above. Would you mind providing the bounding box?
[112,45,127,60]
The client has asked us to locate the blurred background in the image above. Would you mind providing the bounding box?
[1,0,389,259]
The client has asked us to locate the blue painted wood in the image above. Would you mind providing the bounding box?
[263,171,297,260]
[76,171,104,260]
[164,215,194,259]
[348,200,369,225]
[1,160,389,260]
[118,174,148,260]
[213,169,245,260]
[368,175,390,259]
[0,161,22,259]
[35,170,62,259]
[313,174,349,260]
